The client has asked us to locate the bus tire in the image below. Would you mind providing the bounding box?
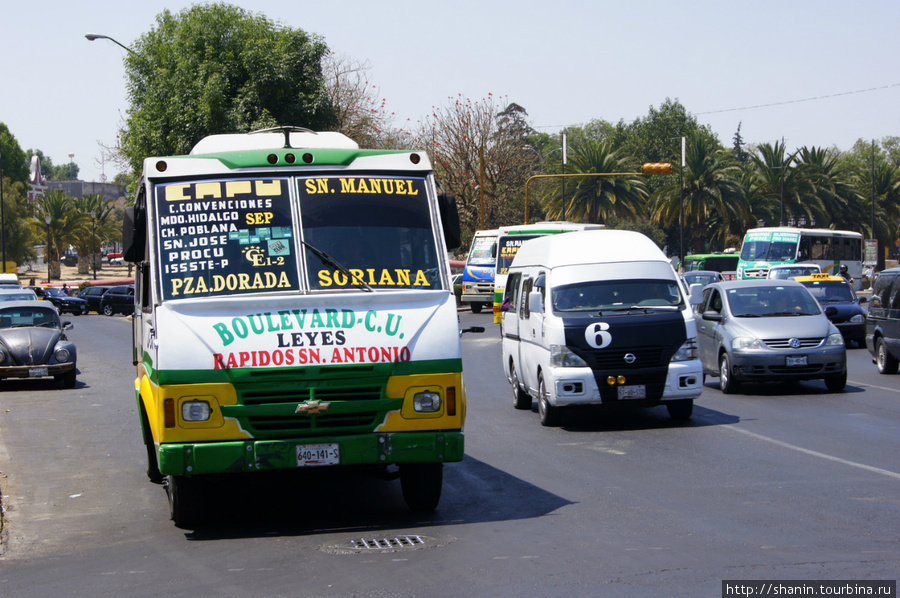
[165,475,204,528]
[141,409,163,484]
[400,463,443,512]
[470,302,483,313]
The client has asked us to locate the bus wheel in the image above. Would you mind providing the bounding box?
[537,373,561,427]
[165,475,204,528]
[141,410,163,484]
[470,302,483,313]
[510,362,531,410]
[666,399,694,420]
[400,463,443,511]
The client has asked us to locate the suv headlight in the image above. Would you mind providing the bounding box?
[732,337,765,350]
[550,344,588,367]
[670,338,698,362]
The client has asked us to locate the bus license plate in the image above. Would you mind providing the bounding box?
[296,443,340,467]
[786,356,808,367]
[28,367,48,377]
[618,385,646,400]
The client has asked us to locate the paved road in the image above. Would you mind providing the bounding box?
[0,311,897,597]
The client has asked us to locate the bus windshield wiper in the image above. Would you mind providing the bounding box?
[302,241,373,292]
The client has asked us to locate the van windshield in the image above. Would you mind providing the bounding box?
[552,279,684,312]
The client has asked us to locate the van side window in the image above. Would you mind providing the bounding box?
[521,278,534,318]
[504,273,521,313]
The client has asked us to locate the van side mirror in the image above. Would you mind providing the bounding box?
[528,290,543,313]
[438,194,461,251]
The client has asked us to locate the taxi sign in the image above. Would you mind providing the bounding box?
[794,273,845,283]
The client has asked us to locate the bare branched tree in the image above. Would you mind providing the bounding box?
[410,94,540,244]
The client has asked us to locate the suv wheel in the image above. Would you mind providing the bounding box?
[103,304,115,316]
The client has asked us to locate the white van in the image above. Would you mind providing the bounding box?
[501,230,703,426]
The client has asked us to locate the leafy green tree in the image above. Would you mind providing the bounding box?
[121,2,336,175]
[1,124,29,184]
[542,138,648,224]
[650,131,749,255]
[611,98,709,165]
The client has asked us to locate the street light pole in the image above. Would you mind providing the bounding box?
[91,209,97,280]
[44,214,52,283]
[85,33,136,55]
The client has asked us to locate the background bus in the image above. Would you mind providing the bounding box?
[493,222,603,322]
[680,253,740,279]
[460,229,497,313]
[737,227,863,288]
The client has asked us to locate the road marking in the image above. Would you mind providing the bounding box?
[727,426,900,480]
[849,379,900,394]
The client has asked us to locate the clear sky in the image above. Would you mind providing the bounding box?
[3,0,899,183]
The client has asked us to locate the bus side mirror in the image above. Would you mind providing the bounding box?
[438,193,461,251]
[122,205,145,263]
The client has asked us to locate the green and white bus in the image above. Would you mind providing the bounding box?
[737,227,863,287]
[124,127,467,527]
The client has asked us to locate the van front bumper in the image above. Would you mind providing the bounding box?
[547,360,703,408]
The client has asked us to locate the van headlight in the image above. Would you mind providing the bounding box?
[550,345,588,367]
[670,338,698,362]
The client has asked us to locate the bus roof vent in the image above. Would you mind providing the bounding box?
[190,126,359,154]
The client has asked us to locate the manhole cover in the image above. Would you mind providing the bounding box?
[322,534,453,554]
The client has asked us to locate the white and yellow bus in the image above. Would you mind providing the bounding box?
[124,127,466,527]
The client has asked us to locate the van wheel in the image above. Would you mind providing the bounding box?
[666,399,693,420]
[470,302,483,314]
[510,363,531,410]
[537,373,561,427]
[719,353,740,394]
[875,338,899,374]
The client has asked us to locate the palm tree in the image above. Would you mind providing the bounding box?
[794,146,864,230]
[650,131,749,255]
[31,190,80,281]
[71,194,117,278]
[541,138,647,224]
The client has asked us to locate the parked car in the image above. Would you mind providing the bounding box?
[865,267,900,374]
[793,273,866,347]
[77,285,112,314]
[29,286,88,315]
[0,288,38,302]
[766,263,822,280]
[694,280,846,393]
[682,270,723,288]
[0,300,77,388]
[99,285,134,316]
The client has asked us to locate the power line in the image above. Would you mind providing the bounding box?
[697,83,900,115]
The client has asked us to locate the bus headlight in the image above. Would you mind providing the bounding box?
[670,338,698,362]
[413,391,442,413]
[550,345,588,367]
[182,401,212,421]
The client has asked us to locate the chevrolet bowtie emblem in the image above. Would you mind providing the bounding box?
[295,400,331,415]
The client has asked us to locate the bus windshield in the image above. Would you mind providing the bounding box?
[497,234,542,275]
[466,234,497,266]
[155,175,442,301]
[739,231,799,262]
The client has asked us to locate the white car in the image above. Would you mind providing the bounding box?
[766,263,822,280]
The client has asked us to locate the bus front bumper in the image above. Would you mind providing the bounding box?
[157,431,464,476]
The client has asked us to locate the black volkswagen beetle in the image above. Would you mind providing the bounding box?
[0,301,77,388]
